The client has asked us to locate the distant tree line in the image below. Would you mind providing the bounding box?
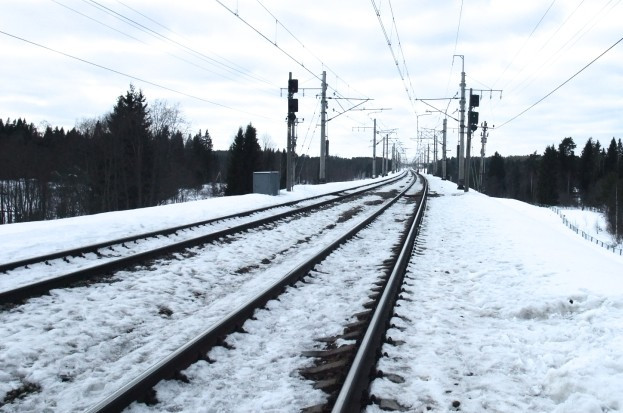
[432,136,623,241]
[1,85,389,224]
[0,86,215,224]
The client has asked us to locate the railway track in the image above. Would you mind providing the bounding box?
[78,172,428,412]
[0,173,405,306]
[0,172,425,412]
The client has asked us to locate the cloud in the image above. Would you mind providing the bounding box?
[1,0,621,162]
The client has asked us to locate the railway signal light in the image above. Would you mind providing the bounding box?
[288,97,298,113]
[469,111,479,132]
[469,93,480,108]
[288,78,299,114]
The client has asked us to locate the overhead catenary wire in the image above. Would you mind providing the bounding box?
[215,0,369,106]
[80,0,277,87]
[0,29,270,118]
[494,0,557,87]
[496,34,623,129]
[370,0,417,115]
[509,0,621,96]
[503,0,587,93]
[52,0,251,86]
[388,0,417,110]
[52,0,143,43]
[438,0,463,128]
[114,0,275,87]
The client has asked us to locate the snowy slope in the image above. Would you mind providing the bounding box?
[553,206,621,250]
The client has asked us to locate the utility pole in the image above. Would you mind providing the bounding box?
[386,135,390,174]
[353,118,389,179]
[381,134,385,176]
[433,131,438,176]
[455,55,466,189]
[319,71,328,183]
[392,142,396,173]
[442,118,447,180]
[373,119,377,178]
[479,121,489,192]
[286,72,298,192]
[382,134,388,175]
[427,144,430,172]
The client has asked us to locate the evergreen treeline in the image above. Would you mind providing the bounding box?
[0,86,215,224]
[1,86,389,225]
[433,136,623,241]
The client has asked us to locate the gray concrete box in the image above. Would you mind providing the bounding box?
[253,171,280,196]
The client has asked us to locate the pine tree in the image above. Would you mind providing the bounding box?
[225,127,245,196]
[486,152,506,197]
[605,138,618,175]
[557,137,576,203]
[242,123,261,193]
[537,145,558,205]
[107,85,152,209]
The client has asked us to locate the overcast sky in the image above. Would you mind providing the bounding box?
[1,0,622,161]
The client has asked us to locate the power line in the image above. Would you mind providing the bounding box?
[494,0,557,87]
[497,34,623,129]
[116,0,171,33]
[503,0,587,92]
[215,0,367,105]
[0,29,269,118]
[115,0,279,89]
[509,0,621,96]
[370,0,417,114]
[389,0,417,110]
[452,0,464,57]
[52,0,251,86]
[439,0,463,127]
[255,0,369,101]
[80,0,276,87]
[52,0,142,43]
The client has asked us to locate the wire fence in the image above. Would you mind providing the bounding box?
[551,206,623,256]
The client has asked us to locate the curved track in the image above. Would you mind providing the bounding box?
[80,173,428,412]
[0,172,426,412]
[0,173,405,306]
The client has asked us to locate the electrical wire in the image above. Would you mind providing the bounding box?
[509,0,620,96]
[494,0,557,87]
[452,0,464,58]
[114,0,274,87]
[51,0,250,86]
[438,0,463,128]
[215,0,368,106]
[370,0,417,115]
[389,0,417,110]
[502,0,587,92]
[496,35,623,129]
[0,29,270,118]
[81,0,276,87]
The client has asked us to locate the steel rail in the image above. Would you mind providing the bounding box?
[331,174,428,412]
[0,173,407,306]
[0,172,404,273]
[85,172,419,413]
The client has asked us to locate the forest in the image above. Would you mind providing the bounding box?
[434,135,623,242]
[0,86,386,224]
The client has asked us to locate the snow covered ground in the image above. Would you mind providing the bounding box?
[1,172,622,412]
[125,176,423,412]
[0,174,397,264]
[369,176,623,412]
[0,173,412,412]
